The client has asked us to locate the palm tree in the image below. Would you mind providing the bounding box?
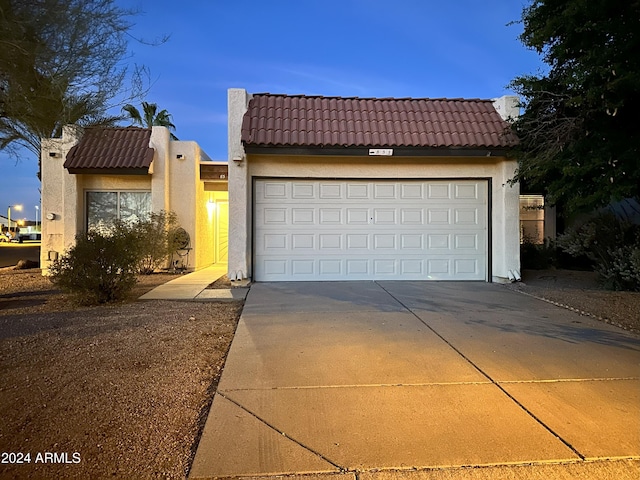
[122,102,178,140]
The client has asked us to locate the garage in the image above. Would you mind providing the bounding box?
[254,178,488,281]
[229,90,521,283]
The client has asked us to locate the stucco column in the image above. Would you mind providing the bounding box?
[227,88,251,280]
[40,126,82,274]
[492,95,520,121]
[150,126,171,213]
[493,160,520,281]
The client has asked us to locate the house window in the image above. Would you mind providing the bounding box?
[520,195,545,244]
[86,191,151,230]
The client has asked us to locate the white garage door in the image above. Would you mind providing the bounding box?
[254,179,488,281]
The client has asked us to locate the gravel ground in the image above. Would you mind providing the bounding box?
[0,268,242,479]
[506,269,640,333]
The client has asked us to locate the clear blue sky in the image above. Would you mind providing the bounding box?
[0,0,543,222]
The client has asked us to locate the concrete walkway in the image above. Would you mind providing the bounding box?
[190,281,640,479]
[138,264,248,301]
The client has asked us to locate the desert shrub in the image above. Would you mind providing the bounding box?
[49,221,140,304]
[520,237,557,270]
[599,246,640,291]
[558,212,640,291]
[132,210,178,274]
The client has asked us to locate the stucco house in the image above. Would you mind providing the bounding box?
[228,89,521,282]
[40,89,521,283]
[40,126,228,273]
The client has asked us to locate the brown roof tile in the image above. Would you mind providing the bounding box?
[242,94,518,149]
[64,127,154,172]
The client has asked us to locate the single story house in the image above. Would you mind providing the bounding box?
[228,89,521,282]
[40,125,228,273]
[40,89,522,283]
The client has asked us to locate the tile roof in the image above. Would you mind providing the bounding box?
[64,127,154,172]
[242,94,518,150]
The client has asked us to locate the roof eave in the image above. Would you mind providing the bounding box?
[65,167,152,175]
[243,144,514,157]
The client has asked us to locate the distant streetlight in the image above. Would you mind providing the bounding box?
[7,204,22,230]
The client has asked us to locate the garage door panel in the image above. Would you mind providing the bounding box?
[264,259,287,275]
[254,180,487,281]
[455,183,479,199]
[454,208,480,225]
[262,182,287,198]
[401,234,423,249]
[347,259,369,275]
[455,259,480,275]
[262,208,287,224]
[347,183,369,198]
[374,184,396,198]
[292,182,314,198]
[292,208,314,224]
[292,259,314,275]
[292,234,314,249]
[401,209,424,224]
[320,183,341,198]
[401,259,423,274]
[401,184,423,199]
[347,234,369,249]
[427,183,450,199]
[347,208,369,224]
[264,233,287,250]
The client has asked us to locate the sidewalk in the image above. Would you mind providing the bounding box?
[138,264,249,301]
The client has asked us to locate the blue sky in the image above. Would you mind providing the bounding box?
[0,0,543,222]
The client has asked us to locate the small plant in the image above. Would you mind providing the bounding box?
[558,212,640,291]
[49,221,140,304]
[599,246,640,292]
[132,210,178,274]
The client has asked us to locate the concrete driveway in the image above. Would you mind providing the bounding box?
[190,281,640,479]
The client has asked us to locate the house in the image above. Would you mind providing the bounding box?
[227,89,521,282]
[40,90,522,283]
[40,126,228,273]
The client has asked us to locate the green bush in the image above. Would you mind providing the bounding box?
[49,221,140,304]
[558,212,640,291]
[133,210,178,274]
[600,246,640,291]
